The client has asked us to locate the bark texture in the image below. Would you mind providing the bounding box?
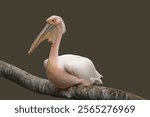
[0,60,144,99]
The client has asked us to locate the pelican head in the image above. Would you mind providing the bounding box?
[28,15,66,55]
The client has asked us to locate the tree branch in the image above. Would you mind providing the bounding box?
[0,60,144,99]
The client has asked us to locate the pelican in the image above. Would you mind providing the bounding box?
[28,15,103,89]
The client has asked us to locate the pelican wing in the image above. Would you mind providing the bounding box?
[58,54,103,85]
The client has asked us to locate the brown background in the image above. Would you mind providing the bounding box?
[0,1,149,99]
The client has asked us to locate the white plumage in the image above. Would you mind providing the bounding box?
[44,54,103,85]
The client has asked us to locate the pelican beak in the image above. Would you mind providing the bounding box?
[28,24,54,55]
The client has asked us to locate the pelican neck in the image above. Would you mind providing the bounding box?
[49,34,62,61]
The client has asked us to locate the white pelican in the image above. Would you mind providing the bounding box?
[28,15,103,89]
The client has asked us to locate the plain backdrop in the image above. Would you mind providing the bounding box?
[0,1,149,99]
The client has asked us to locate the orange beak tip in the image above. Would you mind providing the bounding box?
[27,50,31,55]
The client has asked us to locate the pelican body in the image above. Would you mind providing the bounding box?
[28,15,103,89]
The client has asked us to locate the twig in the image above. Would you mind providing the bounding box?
[0,60,144,99]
